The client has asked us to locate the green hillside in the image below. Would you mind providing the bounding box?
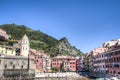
[0,24,83,57]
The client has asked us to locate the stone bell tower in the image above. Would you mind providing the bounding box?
[20,34,29,57]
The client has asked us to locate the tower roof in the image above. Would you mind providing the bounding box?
[22,34,29,40]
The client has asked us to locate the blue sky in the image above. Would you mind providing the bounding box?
[0,0,120,53]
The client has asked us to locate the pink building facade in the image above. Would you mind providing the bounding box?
[104,40,120,76]
[91,47,107,73]
[105,50,120,76]
[76,57,84,72]
[92,40,120,77]
[51,55,76,72]
[0,29,9,40]
[29,49,49,72]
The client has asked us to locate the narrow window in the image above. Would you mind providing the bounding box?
[4,64,7,68]
[13,65,15,68]
[21,65,23,69]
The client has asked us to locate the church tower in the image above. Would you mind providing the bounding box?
[20,34,29,57]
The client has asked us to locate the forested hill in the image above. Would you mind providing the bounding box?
[0,24,83,57]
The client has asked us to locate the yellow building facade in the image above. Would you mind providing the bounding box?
[0,45,16,56]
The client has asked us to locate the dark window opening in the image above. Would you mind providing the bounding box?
[13,65,15,68]
[4,64,7,68]
[21,65,23,69]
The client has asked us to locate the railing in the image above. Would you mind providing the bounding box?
[0,76,84,80]
[35,72,80,77]
[0,72,86,80]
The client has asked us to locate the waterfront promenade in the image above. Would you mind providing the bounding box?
[35,72,87,80]
[0,72,88,80]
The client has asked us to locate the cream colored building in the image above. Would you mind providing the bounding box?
[0,34,30,57]
[20,34,29,57]
[0,34,36,78]
[0,54,36,78]
[0,45,16,56]
[64,61,70,71]
[46,58,52,72]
